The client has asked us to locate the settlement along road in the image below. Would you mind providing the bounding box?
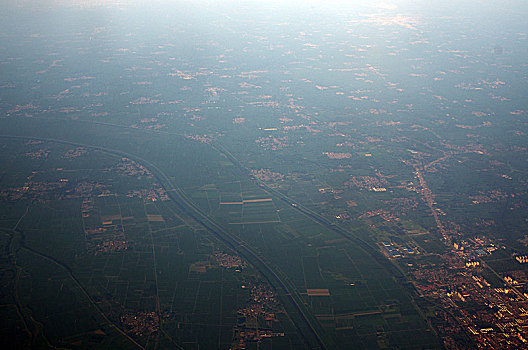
[0,134,331,350]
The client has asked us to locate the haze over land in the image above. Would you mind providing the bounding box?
[0,1,527,349]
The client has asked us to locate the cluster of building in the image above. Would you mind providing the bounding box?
[382,197,419,216]
[515,255,528,264]
[451,236,499,257]
[120,311,159,337]
[469,190,510,204]
[94,239,128,253]
[184,134,213,144]
[25,148,50,159]
[232,281,284,349]
[0,180,66,202]
[126,187,169,201]
[214,252,248,270]
[64,147,88,159]
[255,135,289,151]
[380,240,417,258]
[344,175,389,191]
[359,209,399,222]
[334,212,352,221]
[408,237,528,349]
[232,328,284,349]
[74,181,109,199]
[110,158,152,178]
[323,152,352,159]
[250,168,284,183]
[130,118,167,131]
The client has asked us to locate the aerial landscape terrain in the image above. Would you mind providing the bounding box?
[0,0,527,349]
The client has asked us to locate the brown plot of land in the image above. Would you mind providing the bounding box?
[147,214,164,222]
[220,198,272,205]
[242,198,272,203]
[101,215,122,221]
[307,289,331,296]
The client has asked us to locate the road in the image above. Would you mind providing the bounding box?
[0,116,439,347]
[0,134,330,350]
[213,142,413,283]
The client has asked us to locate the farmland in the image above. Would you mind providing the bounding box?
[1,0,528,348]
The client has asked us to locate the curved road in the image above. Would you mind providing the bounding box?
[0,134,330,350]
[1,115,437,346]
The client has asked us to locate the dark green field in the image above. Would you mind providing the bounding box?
[1,0,527,349]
